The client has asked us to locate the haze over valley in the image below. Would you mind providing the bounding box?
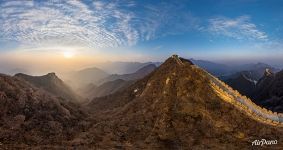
[1,0,283,149]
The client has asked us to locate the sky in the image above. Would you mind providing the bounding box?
[0,0,283,74]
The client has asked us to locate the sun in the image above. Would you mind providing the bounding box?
[63,51,75,58]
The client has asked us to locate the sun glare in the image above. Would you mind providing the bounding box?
[63,51,75,58]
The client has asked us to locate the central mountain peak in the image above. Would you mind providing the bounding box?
[164,54,194,67]
[86,55,283,149]
[264,68,274,77]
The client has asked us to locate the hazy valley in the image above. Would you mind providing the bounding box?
[1,0,283,149]
[1,55,283,149]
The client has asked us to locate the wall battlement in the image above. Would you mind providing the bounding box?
[197,66,283,126]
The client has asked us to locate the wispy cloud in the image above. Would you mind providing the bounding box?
[208,16,268,41]
[0,0,141,48]
[0,0,200,48]
[0,0,200,49]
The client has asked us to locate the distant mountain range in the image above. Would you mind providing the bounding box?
[81,79,134,99]
[252,69,283,112]
[79,64,157,99]
[85,55,283,149]
[219,64,279,98]
[191,58,279,78]
[63,62,159,90]
[1,55,283,148]
[99,64,157,83]
[95,61,161,74]
[190,59,232,76]
[64,67,109,89]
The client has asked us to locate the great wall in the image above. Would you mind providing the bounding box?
[203,67,283,126]
[171,55,283,126]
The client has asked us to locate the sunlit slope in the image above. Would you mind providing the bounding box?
[85,55,283,149]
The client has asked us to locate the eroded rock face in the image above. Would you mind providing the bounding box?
[253,70,283,112]
[0,74,87,147]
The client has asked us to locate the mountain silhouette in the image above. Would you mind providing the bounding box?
[2,55,283,149]
[99,64,157,84]
[79,64,156,99]
[64,67,109,89]
[86,55,283,149]
[190,58,231,76]
[81,79,134,99]
[15,73,81,103]
[95,61,161,74]
[224,73,256,98]
[253,69,283,112]
[0,74,86,147]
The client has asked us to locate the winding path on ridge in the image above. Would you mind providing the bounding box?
[172,55,283,125]
[205,68,283,124]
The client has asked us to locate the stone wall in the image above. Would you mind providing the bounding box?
[198,66,283,126]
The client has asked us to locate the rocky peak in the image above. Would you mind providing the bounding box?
[43,72,61,82]
[164,54,194,66]
[14,72,81,103]
[264,68,273,77]
[46,72,56,77]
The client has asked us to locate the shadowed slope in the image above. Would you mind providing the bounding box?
[0,74,87,148]
[85,55,283,149]
[100,64,157,84]
[15,73,81,103]
[253,70,283,112]
[84,79,134,99]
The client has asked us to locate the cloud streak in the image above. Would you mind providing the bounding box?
[208,16,268,41]
[1,1,268,51]
[0,0,200,49]
[0,0,142,48]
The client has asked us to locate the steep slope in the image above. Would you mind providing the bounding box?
[15,73,81,103]
[253,69,275,102]
[0,74,87,148]
[253,69,283,112]
[224,73,256,98]
[81,79,134,99]
[85,55,283,149]
[78,64,156,99]
[221,65,279,81]
[100,64,157,84]
[220,66,279,99]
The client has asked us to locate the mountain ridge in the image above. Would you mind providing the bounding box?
[85,55,283,149]
[0,74,87,147]
[2,55,283,149]
[99,64,157,84]
[14,72,81,103]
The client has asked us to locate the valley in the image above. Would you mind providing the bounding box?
[1,55,283,149]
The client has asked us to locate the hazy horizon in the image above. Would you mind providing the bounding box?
[1,0,283,75]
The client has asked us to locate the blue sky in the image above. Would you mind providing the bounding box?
[0,0,283,66]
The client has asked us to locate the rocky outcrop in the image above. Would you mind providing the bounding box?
[253,70,283,112]
[15,73,82,103]
[0,74,87,148]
